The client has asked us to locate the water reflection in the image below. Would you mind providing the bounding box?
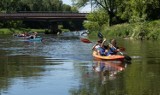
[0,55,72,95]
[92,61,126,85]
[70,60,128,95]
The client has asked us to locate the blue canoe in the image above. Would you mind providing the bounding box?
[27,37,42,41]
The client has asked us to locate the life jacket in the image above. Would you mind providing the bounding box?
[108,47,117,55]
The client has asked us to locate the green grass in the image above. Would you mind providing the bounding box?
[0,28,45,34]
[89,19,160,40]
[0,28,71,35]
[0,28,14,34]
[61,29,70,32]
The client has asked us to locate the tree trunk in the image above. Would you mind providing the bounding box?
[108,14,112,26]
[108,11,114,26]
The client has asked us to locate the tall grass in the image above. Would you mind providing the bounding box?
[89,20,160,40]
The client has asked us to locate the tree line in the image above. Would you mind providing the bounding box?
[73,0,160,40]
[0,0,80,31]
[74,0,160,26]
[0,0,78,13]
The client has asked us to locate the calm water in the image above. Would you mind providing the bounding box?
[0,32,160,95]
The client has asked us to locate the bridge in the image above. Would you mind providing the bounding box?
[0,12,88,21]
[0,12,88,34]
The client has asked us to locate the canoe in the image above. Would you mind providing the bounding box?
[14,34,28,38]
[27,37,42,41]
[92,51,125,61]
[80,38,92,43]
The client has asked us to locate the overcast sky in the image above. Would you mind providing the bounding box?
[62,0,91,13]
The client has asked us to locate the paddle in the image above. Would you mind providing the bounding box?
[97,32,132,61]
[98,31,103,39]
[108,42,132,61]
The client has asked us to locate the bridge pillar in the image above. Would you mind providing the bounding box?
[50,22,58,34]
[45,22,61,34]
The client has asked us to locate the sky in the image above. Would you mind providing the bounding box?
[62,0,91,13]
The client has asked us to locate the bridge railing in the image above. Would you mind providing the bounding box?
[0,12,88,20]
[0,12,88,17]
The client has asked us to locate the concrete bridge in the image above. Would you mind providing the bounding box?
[0,12,88,34]
[0,12,88,21]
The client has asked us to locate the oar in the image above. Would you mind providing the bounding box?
[108,42,132,61]
[98,31,103,39]
[97,32,132,61]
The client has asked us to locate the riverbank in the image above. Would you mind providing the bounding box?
[88,20,160,40]
[0,28,45,34]
[0,28,70,35]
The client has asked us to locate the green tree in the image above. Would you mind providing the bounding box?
[145,0,160,20]
[83,10,108,31]
[62,4,71,11]
[74,0,120,26]
[16,1,31,12]
[74,0,160,25]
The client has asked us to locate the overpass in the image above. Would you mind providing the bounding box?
[0,12,88,34]
[0,12,88,21]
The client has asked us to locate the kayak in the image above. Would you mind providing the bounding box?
[27,37,42,41]
[92,51,125,61]
[80,38,92,43]
[14,34,28,38]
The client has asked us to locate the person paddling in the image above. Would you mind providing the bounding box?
[92,39,103,51]
[94,38,110,56]
[29,32,38,39]
[108,39,120,55]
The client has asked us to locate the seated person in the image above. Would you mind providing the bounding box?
[29,32,38,39]
[108,39,120,55]
[98,46,110,56]
[92,39,103,51]
[97,38,111,56]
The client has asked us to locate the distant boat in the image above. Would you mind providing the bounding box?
[27,37,42,42]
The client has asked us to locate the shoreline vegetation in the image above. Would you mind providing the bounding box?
[1,19,160,41]
[0,28,70,35]
[1,0,160,40]
[88,20,160,40]
[74,0,160,40]
[1,19,160,40]
[0,28,45,34]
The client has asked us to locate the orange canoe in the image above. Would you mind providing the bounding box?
[92,51,125,61]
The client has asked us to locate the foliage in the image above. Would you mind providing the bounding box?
[75,0,160,40]
[74,0,160,25]
[84,21,99,31]
[97,20,160,40]
[83,10,108,31]
[0,28,45,34]
[0,28,12,34]
[74,0,121,26]
[0,0,74,12]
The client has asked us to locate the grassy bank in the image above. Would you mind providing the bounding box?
[0,28,45,34]
[89,20,160,40]
[0,28,70,35]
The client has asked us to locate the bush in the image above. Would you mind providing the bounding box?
[89,20,160,40]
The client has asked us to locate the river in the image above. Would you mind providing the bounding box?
[0,31,160,95]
